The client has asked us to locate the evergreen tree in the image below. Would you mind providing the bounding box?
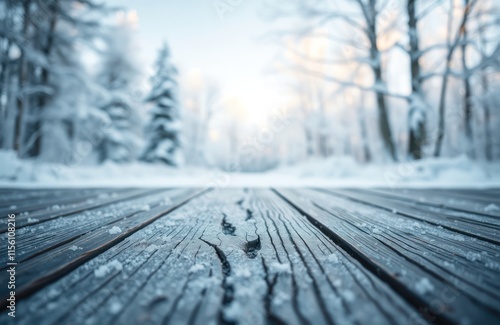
[141,43,182,165]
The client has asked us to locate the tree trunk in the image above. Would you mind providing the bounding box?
[366,0,397,161]
[461,0,474,158]
[374,62,396,161]
[478,14,493,161]
[0,39,11,149]
[0,1,15,149]
[358,90,371,162]
[407,0,426,160]
[434,63,451,158]
[483,101,492,161]
[434,0,475,157]
[14,0,32,156]
[27,0,59,158]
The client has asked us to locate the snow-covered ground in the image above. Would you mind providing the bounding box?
[1,150,499,188]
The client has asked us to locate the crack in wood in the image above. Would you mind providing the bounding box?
[221,213,236,236]
[200,238,236,325]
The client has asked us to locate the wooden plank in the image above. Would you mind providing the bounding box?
[0,188,110,208]
[0,188,165,233]
[368,188,500,218]
[189,189,424,324]
[0,189,177,267]
[305,189,500,297]
[2,188,499,324]
[319,188,500,245]
[11,191,221,325]
[0,188,205,309]
[2,189,427,325]
[276,188,500,324]
[423,189,500,205]
[0,188,123,214]
[350,189,500,228]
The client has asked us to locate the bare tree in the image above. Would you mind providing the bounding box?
[477,6,493,160]
[434,0,476,157]
[407,0,427,160]
[357,89,372,162]
[461,0,475,158]
[358,0,397,161]
[271,0,401,161]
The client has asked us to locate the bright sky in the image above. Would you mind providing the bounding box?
[103,0,289,125]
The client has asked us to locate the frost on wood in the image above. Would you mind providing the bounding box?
[94,260,123,278]
[108,226,122,235]
[3,188,500,325]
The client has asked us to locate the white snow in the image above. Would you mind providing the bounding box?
[484,204,499,212]
[108,226,122,235]
[466,251,482,262]
[415,278,434,295]
[94,260,123,278]
[109,300,122,314]
[69,245,82,251]
[188,263,205,274]
[342,290,356,302]
[326,253,339,264]
[270,262,292,274]
[234,267,252,278]
[1,150,499,188]
[223,301,242,322]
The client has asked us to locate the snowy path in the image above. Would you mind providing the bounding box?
[0,188,499,324]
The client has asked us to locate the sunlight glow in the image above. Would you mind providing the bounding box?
[221,85,287,128]
[116,9,139,27]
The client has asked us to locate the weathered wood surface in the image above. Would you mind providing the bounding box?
[0,188,499,325]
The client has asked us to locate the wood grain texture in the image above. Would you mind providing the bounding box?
[0,188,499,325]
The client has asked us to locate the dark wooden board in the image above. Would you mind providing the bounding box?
[0,188,499,325]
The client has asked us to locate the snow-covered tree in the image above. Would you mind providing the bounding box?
[0,0,110,160]
[433,0,475,157]
[141,43,182,166]
[270,0,399,161]
[96,17,142,163]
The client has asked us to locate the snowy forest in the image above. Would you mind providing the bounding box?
[0,0,500,180]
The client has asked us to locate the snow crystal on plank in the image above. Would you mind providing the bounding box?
[94,260,123,278]
[109,300,122,314]
[415,278,434,295]
[484,204,499,212]
[223,301,242,322]
[234,267,252,278]
[466,251,482,262]
[326,253,339,264]
[108,226,122,235]
[270,262,291,274]
[188,263,205,274]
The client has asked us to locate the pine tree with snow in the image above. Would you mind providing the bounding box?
[141,43,182,166]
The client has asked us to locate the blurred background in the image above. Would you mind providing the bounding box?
[0,0,499,184]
